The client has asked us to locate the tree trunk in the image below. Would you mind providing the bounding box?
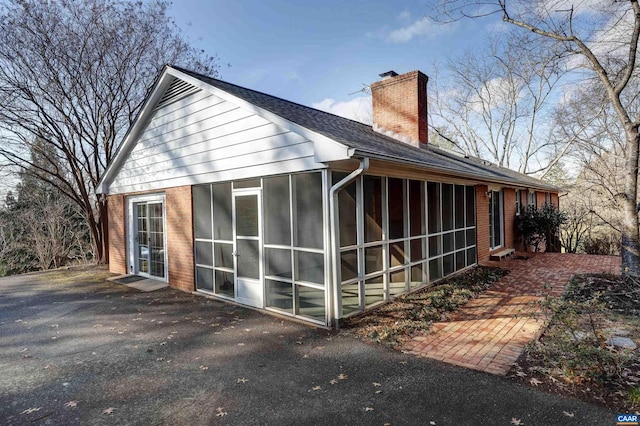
[621,125,640,277]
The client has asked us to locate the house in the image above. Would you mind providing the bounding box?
[96,66,560,327]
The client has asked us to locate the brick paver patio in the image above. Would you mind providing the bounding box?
[402,252,621,375]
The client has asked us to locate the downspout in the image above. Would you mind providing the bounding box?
[329,157,369,329]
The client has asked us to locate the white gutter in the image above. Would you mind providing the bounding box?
[328,157,369,328]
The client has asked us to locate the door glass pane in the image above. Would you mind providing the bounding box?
[237,239,259,279]
[466,247,477,266]
[295,251,324,284]
[493,191,502,246]
[196,267,214,292]
[265,247,292,278]
[455,230,465,250]
[214,243,234,268]
[236,195,258,237]
[193,185,212,239]
[264,176,291,245]
[234,179,261,189]
[427,182,441,234]
[213,183,232,241]
[363,175,383,243]
[342,282,360,316]
[443,232,454,253]
[294,173,323,249]
[466,229,476,246]
[215,270,234,297]
[388,178,406,239]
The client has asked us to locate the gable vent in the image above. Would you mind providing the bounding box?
[154,77,200,110]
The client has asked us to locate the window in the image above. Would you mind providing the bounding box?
[489,190,503,249]
[528,191,537,209]
[515,190,522,215]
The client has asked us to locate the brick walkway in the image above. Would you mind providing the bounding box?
[402,253,621,375]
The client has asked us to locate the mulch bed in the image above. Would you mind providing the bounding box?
[509,274,640,413]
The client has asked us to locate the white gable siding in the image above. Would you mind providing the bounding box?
[107,90,325,194]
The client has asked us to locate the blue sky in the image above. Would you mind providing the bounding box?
[169,0,498,121]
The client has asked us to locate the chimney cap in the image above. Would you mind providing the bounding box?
[379,70,398,80]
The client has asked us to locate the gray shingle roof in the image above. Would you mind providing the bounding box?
[173,66,559,192]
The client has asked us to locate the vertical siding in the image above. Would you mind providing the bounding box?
[108,88,324,194]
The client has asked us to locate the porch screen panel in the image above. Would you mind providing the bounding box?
[363,175,383,243]
[193,185,212,239]
[294,173,323,249]
[264,176,291,246]
[212,183,232,241]
[427,180,477,281]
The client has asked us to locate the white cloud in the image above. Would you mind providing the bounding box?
[311,97,372,124]
[383,16,456,44]
[397,10,411,22]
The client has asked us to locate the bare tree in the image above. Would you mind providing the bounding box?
[432,0,640,276]
[430,37,566,175]
[0,0,218,263]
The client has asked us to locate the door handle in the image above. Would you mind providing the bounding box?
[232,251,239,257]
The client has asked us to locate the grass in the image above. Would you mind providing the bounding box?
[341,266,508,347]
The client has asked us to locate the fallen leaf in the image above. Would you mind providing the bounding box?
[563,411,574,418]
[312,386,321,391]
[337,373,348,380]
[430,422,436,425]
[515,371,527,377]
[511,418,523,425]
[373,382,382,387]
[20,407,41,415]
[216,407,227,417]
[238,343,245,346]
[199,365,208,371]
[64,401,78,408]
[329,379,338,385]
[160,342,167,346]
[364,407,374,412]
[529,378,542,386]
[237,377,249,384]
[20,348,28,353]
[375,390,382,394]
[102,407,115,415]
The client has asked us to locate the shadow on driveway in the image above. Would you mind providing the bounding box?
[0,267,613,425]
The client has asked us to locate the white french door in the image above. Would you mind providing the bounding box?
[127,194,167,280]
[232,190,263,308]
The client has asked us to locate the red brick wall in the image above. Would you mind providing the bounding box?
[371,70,429,146]
[166,186,195,292]
[476,185,490,262]
[107,194,127,275]
[536,191,546,207]
[503,188,517,250]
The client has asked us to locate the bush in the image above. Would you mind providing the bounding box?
[583,234,620,255]
[516,204,566,252]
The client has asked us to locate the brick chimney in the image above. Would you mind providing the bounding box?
[371,70,429,147]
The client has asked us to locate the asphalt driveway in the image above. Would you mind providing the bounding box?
[0,267,615,425]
